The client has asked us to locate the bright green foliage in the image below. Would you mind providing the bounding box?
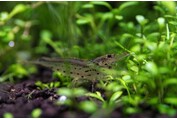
[0,64,27,82]
[158,104,176,117]
[3,112,13,118]
[57,87,87,98]
[79,101,98,113]
[57,87,90,111]
[86,90,123,109]
[31,108,42,118]
[86,91,105,102]
[35,81,60,90]
[1,1,177,117]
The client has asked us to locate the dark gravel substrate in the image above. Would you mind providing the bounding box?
[0,69,176,118]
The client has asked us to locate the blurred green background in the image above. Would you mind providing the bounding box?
[0,1,177,87]
[1,1,173,70]
[0,1,177,84]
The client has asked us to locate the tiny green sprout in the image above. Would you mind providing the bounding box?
[57,87,87,98]
[57,88,72,97]
[76,18,91,25]
[86,91,105,102]
[136,15,148,26]
[31,108,42,118]
[118,78,131,98]
[115,15,123,20]
[35,81,60,90]
[82,3,94,9]
[1,64,28,82]
[50,82,60,88]
[157,17,165,29]
[124,107,140,114]
[3,112,13,118]
[0,12,9,21]
[123,95,142,107]
[9,4,28,19]
[40,30,52,43]
[87,90,123,109]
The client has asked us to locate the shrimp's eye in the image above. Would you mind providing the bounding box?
[107,54,112,58]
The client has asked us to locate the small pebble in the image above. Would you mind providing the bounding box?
[58,95,67,102]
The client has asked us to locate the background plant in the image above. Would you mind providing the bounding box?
[0,1,177,117]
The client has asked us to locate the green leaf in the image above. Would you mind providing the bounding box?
[0,12,9,21]
[54,82,60,87]
[125,107,139,114]
[101,12,113,20]
[122,75,131,80]
[148,97,159,105]
[57,88,86,97]
[159,67,170,74]
[73,88,87,97]
[109,91,123,102]
[5,64,28,78]
[166,23,170,40]
[157,17,165,28]
[7,32,14,41]
[57,88,72,97]
[115,15,123,20]
[76,18,91,25]
[96,91,102,98]
[136,15,145,23]
[130,66,139,73]
[164,97,177,106]
[136,15,148,26]
[163,78,177,87]
[79,101,97,113]
[144,61,158,75]
[31,108,42,118]
[169,21,177,26]
[119,2,138,11]
[130,44,141,53]
[3,112,13,118]
[161,1,176,15]
[90,1,112,10]
[106,82,123,92]
[119,78,131,97]
[145,41,157,51]
[86,91,105,102]
[9,4,28,19]
[154,6,165,14]
[158,104,176,117]
[40,30,52,43]
[82,3,94,9]
[114,41,129,51]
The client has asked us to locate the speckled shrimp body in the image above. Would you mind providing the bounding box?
[32,57,104,81]
[31,52,129,81]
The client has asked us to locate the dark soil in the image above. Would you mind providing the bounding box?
[0,68,177,118]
